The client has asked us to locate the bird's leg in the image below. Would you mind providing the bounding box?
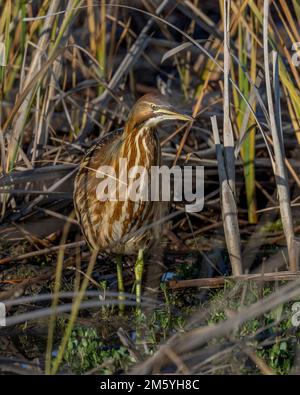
[134,249,144,306]
[116,254,125,313]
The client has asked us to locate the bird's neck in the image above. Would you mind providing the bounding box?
[120,121,158,169]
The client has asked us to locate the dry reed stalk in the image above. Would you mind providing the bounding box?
[211,0,242,276]
[6,0,61,170]
[263,0,299,271]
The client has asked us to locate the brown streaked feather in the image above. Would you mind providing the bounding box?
[73,126,161,254]
[74,129,122,248]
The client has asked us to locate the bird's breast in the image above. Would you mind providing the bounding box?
[74,126,161,254]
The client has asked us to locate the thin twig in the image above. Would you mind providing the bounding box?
[0,240,85,265]
[168,271,300,289]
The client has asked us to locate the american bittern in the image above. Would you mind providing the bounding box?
[73,93,192,308]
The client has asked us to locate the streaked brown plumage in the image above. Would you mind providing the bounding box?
[73,93,192,305]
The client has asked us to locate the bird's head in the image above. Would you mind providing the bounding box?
[128,93,193,129]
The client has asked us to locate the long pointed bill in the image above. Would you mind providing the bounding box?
[157,108,193,122]
[171,111,193,122]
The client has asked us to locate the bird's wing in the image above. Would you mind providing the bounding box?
[73,129,124,249]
